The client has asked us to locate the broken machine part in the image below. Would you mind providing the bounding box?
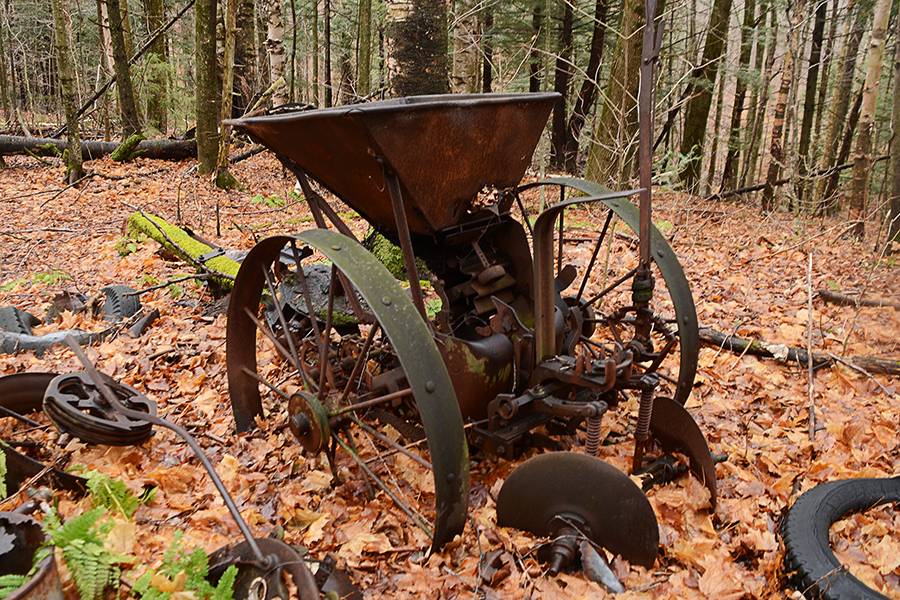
[0,511,64,600]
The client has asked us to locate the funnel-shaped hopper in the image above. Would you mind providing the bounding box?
[228,93,559,235]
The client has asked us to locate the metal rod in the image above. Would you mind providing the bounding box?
[351,416,432,469]
[513,191,534,237]
[329,387,413,416]
[62,337,267,564]
[334,435,433,537]
[556,186,565,272]
[576,210,615,302]
[585,266,639,307]
[317,264,337,395]
[261,266,304,378]
[337,324,380,407]
[240,366,291,401]
[0,405,43,428]
[381,167,428,321]
[289,240,323,341]
[243,307,316,392]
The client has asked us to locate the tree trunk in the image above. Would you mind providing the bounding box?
[0,0,11,123]
[761,0,804,212]
[814,0,870,212]
[50,0,83,182]
[106,0,142,135]
[216,0,238,190]
[450,0,479,93]
[119,0,135,56]
[813,0,840,149]
[528,1,543,93]
[849,0,891,238]
[742,0,776,186]
[357,0,372,96]
[234,0,257,114]
[890,15,900,246]
[719,0,755,191]
[678,0,734,191]
[143,0,167,133]
[324,0,332,106]
[585,0,643,186]
[385,0,450,97]
[704,70,726,194]
[481,3,493,93]
[266,0,287,106]
[195,0,218,174]
[549,0,574,170]
[796,0,826,202]
[312,0,319,104]
[289,0,297,101]
[562,0,608,173]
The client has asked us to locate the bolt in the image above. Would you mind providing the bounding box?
[331,243,342,251]
[425,380,436,393]
[381,296,392,306]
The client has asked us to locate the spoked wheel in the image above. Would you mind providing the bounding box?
[514,177,699,406]
[226,230,469,551]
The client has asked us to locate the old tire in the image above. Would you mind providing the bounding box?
[781,477,900,599]
[0,307,39,335]
[100,285,141,322]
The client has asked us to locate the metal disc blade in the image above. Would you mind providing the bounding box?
[496,452,659,568]
[650,396,717,507]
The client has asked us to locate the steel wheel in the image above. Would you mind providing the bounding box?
[226,230,468,550]
[515,177,699,406]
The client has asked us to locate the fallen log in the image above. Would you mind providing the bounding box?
[816,289,900,309]
[698,327,899,376]
[0,135,196,161]
[127,211,239,292]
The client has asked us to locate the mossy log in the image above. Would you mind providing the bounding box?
[127,212,239,291]
[110,133,145,162]
[0,135,196,161]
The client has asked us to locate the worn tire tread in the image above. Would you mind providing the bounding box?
[781,477,900,600]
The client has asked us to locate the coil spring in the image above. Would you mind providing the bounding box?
[586,414,603,456]
[634,384,655,443]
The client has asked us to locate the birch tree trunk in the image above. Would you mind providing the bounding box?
[357,0,372,96]
[849,0,891,238]
[761,0,804,212]
[266,0,288,106]
[324,0,332,106]
[889,15,900,246]
[796,0,826,202]
[719,0,755,191]
[50,0,83,182]
[742,0,776,186]
[216,0,238,190]
[450,0,479,93]
[385,0,450,97]
[234,0,258,114]
[195,0,218,174]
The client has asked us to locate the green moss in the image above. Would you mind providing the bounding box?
[111,133,145,162]
[363,231,429,280]
[127,212,240,290]
[215,168,241,190]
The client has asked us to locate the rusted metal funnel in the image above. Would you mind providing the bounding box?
[227,93,559,236]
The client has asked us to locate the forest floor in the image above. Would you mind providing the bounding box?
[0,153,897,599]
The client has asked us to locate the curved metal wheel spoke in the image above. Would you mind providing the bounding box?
[260,265,304,373]
[351,416,432,469]
[317,265,338,397]
[337,324,380,408]
[240,366,291,401]
[243,306,317,392]
[330,388,413,417]
[334,435,433,537]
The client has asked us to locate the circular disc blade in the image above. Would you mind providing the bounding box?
[650,396,717,507]
[496,452,659,568]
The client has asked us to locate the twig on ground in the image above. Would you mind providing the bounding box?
[806,253,816,444]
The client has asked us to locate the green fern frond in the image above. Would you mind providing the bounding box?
[132,534,236,600]
[0,574,28,600]
[77,469,153,519]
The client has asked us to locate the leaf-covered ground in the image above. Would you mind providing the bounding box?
[0,154,897,598]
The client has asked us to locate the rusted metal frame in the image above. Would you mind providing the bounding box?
[380,166,429,322]
[512,190,534,237]
[575,209,614,302]
[294,229,468,551]
[334,434,433,537]
[535,176,699,407]
[532,189,642,362]
[556,185,565,273]
[63,337,269,564]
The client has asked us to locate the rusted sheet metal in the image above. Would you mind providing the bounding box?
[435,333,514,420]
[227,93,558,236]
[1,512,64,600]
[649,396,717,507]
[496,452,659,568]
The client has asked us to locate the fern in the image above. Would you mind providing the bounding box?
[132,533,237,600]
[42,507,128,600]
[0,574,28,600]
[77,469,154,519]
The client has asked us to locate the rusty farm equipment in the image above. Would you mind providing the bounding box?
[223,91,715,573]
